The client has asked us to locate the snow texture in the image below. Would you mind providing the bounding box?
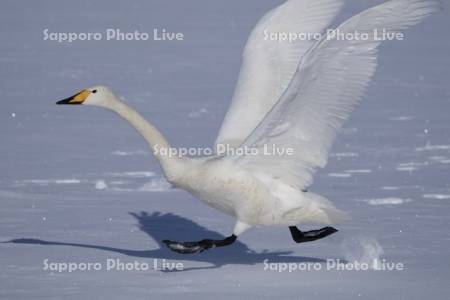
[0,0,449,299]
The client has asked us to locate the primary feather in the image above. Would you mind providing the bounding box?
[230,0,441,190]
[215,0,345,148]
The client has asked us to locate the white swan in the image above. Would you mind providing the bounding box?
[57,0,439,254]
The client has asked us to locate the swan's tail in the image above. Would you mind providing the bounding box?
[283,193,349,225]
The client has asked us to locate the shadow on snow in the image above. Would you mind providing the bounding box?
[5,211,329,272]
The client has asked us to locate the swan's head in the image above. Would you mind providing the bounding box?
[56,85,116,108]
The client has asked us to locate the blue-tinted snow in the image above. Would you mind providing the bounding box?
[1,0,449,299]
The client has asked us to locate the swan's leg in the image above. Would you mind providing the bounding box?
[163,221,251,254]
[289,226,338,243]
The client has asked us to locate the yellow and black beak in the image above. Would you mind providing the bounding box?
[56,90,90,105]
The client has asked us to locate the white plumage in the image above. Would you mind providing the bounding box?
[58,0,439,249]
[216,0,345,148]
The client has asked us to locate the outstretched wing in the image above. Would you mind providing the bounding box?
[215,0,344,148]
[234,0,440,189]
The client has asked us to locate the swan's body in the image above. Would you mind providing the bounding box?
[57,0,439,253]
[174,157,346,228]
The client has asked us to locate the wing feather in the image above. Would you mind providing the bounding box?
[234,0,440,189]
[215,0,344,148]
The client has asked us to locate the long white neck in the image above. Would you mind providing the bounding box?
[105,98,183,182]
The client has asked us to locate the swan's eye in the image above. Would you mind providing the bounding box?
[92,90,97,93]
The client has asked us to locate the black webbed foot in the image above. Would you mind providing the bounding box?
[163,235,237,254]
[289,226,338,243]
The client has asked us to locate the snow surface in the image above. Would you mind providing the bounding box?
[1,0,449,299]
